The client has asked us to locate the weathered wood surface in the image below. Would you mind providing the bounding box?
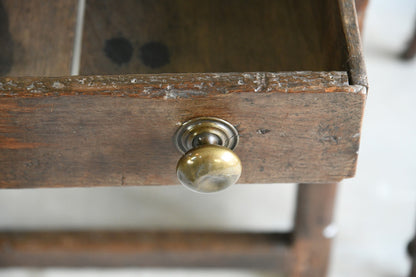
[80,0,348,75]
[0,0,77,77]
[0,72,365,188]
[0,231,291,270]
[291,183,337,277]
[339,0,368,88]
[0,1,367,275]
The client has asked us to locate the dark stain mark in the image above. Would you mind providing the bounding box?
[320,135,339,144]
[244,97,254,105]
[140,41,170,68]
[318,124,340,145]
[259,166,264,172]
[0,1,13,75]
[104,37,133,65]
[256,128,271,135]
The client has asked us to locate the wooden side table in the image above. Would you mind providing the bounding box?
[0,0,367,276]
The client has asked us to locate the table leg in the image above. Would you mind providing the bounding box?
[409,235,416,277]
[401,21,416,60]
[291,183,338,277]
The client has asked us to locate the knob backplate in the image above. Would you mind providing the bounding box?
[174,117,239,154]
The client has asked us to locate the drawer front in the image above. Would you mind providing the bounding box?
[0,72,365,188]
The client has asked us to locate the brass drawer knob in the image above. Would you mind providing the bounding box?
[174,117,241,193]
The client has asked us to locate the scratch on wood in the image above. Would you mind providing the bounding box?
[319,135,339,144]
[253,72,267,92]
[256,129,271,135]
[52,81,65,89]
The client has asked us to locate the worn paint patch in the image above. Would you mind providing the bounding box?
[0,72,358,98]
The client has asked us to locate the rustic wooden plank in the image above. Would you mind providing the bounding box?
[0,231,292,270]
[339,0,368,88]
[80,0,348,75]
[291,183,338,277]
[0,71,351,96]
[0,72,365,188]
[0,0,77,77]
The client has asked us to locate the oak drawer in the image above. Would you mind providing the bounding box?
[0,0,367,188]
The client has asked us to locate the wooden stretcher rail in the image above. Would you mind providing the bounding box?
[0,231,292,270]
[0,183,338,276]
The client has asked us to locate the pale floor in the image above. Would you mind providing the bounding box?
[1,1,416,276]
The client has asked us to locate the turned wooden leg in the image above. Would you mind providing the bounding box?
[291,183,338,277]
[401,21,416,60]
[409,234,416,277]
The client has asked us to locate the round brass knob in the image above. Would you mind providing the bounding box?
[177,145,242,193]
[174,117,241,193]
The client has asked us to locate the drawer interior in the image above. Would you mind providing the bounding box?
[80,0,349,75]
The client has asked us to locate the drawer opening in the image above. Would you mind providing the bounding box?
[80,0,349,75]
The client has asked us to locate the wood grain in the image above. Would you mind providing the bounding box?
[0,0,77,77]
[339,0,368,88]
[0,0,368,274]
[0,231,292,270]
[0,72,365,188]
[80,0,348,75]
[291,183,337,277]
